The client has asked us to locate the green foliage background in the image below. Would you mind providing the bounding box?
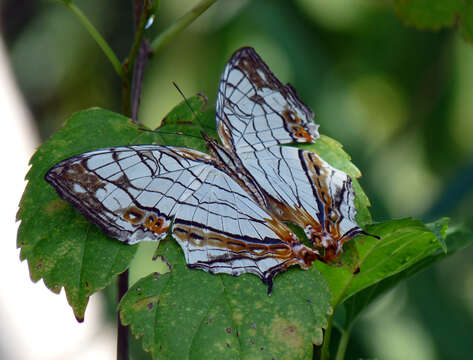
[3,0,473,359]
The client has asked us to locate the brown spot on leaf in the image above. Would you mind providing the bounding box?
[44,199,68,215]
[176,120,194,125]
[226,327,232,334]
[267,316,305,358]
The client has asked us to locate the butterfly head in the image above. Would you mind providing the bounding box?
[291,243,319,269]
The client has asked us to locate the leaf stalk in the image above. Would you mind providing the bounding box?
[320,316,333,360]
[126,0,153,75]
[335,322,353,360]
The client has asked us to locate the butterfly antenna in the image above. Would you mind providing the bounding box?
[137,127,204,140]
[360,230,381,240]
[172,82,207,132]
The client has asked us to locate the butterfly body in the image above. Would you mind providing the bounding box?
[46,47,365,292]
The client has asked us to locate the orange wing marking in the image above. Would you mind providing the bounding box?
[122,206,169,236]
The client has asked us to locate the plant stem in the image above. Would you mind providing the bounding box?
[60,1,125,80]
[127,1,153,73]
[130,42,151,122]
[122,79,132,118]
[151,0,218,55]
[320,316,333,360]
[127,0,153,123]
[117,270,129,360]
[335,323,353,360]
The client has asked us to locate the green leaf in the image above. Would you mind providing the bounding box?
[17,97,207,320]
[394,0,473,43]
[120,237,332,360]
[343,222,473,327]
[426,216,449,253]
[316,218,449,309]
[158,93,217,152]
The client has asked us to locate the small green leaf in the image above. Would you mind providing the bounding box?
[316,218,448,309]
[158,93,217,152]
[343,222,473,327]
[426,217,449,253]
[120,238,332,360]
[394,0,473,43]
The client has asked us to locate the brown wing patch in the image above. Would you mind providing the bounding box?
[122,206,170,236]
[173,224,295,259]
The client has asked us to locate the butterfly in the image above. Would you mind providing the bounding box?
[46,47,368,293]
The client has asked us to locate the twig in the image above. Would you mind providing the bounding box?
[131,40,152,123]
[128,0,153,73]
[335,323,353,360]
[124,1,153,122]
[320,316,333,360]
[117,270,129,360]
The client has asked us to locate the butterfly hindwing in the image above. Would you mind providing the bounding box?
[240,146,364,258]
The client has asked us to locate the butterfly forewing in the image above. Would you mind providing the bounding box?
[46,145,315,287]
[216,47,320,154]
[46,146,214,244]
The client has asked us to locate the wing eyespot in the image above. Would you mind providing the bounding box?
[144,214,168,234]
[292,127,312,142]
[282,109,301,124]
[123,206,145,224]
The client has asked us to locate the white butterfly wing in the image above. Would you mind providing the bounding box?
[171,165,312,286]
[46,145,315,286]
[216,47,364,260]
[46,145,214,244]
[216,47,320,154]
[240,146,364,256]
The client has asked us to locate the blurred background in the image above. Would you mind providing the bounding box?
[1,0,472,359]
